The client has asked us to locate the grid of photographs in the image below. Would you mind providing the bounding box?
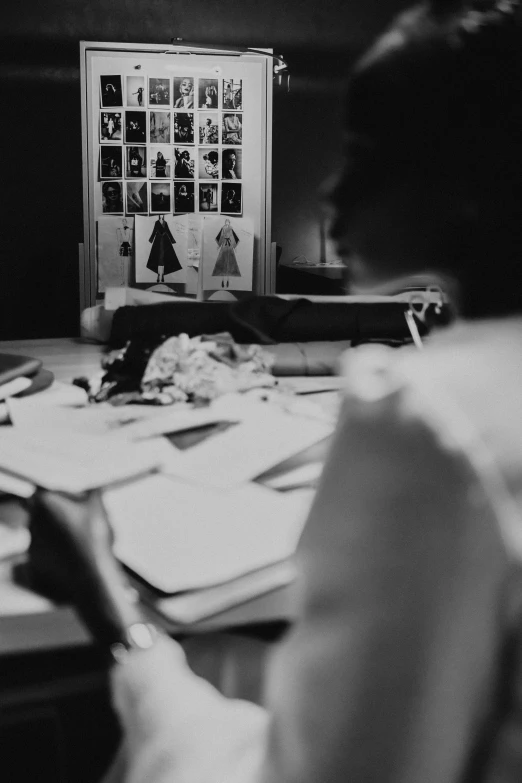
[98,74,244,217]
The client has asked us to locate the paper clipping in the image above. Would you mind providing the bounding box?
[201,215,253,292]
[97,216,133,293]
[135,214,188,285]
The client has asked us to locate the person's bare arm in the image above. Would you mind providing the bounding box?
[261,393,509,783]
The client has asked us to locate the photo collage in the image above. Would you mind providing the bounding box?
[99,74,244,218]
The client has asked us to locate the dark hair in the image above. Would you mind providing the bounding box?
[102,181,121,195]
[205,151,219,164]
[338,0,522,315]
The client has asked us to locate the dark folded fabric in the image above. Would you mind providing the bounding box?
[109,296,428,348]
[267,341,351,376]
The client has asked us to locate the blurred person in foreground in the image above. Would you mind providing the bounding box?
[30,1,522,781]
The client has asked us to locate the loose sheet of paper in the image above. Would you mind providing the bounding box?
[165,402,333,488]
[103,474,313,593]
[7,397,235,442]
[0,428,161,493]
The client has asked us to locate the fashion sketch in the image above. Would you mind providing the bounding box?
[212,219,240,287]
[117,219,133,258]
[147,216,182,282]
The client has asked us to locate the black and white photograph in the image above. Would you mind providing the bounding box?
[148,77,170,106]
[222,113,242,145]
[125,111,147,143]
[149,111,171,144]
[198,182,218,212]
[198,148,219,180]
[198,78,218,109]
[125,181,148,214]
[223,79,242,110]
[149,146,171,178]
[150,181,172,213]
[126,146,147,178]
[173,77,195,109]
[100,75,123,107]
[126,76,145,108]
[100,112,122,141]
[174,147,195,179]
[174,112,194,144]
[198,113,219,144]
[101,180,123,213]
[222,148,242,179]
[100,145,123,178]
[174,182,195,213]
[220,183,242,214]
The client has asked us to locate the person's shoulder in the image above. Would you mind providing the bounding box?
[341,317,522,469]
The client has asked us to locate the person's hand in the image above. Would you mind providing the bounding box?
[29,489,143,650]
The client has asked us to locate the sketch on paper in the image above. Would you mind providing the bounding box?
[97,216,134,293]
[134,214,188,285]
[201,215,253,292]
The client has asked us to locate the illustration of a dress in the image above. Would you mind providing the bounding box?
[147,218,182,276]
[212,221,240,278]
[116,222,133,286]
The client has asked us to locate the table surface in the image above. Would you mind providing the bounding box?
[0,338,320,656]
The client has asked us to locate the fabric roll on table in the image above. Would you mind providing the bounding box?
[109,296,431,349]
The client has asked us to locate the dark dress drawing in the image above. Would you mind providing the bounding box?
[212,220,240,279]
[147,218,182,277]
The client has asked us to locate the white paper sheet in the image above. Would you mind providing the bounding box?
[103,474,312,593]
[7,397,234,442]
[165,402,333,488]
[0,428,161,493]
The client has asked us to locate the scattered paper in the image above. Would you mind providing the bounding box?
[7,397,234,442]
[165,402,332,488]
[0,428,161,493]
[103,474,313,593]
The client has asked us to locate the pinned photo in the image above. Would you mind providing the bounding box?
[222,113,242,145]
[100,146,123,179]
[150,181,172,213]
[174,147,195,179]
[222,148,242,179]
[174,112,194,144]
[173,77,195,109]
[223,79,242,110]
[101,181,124,213]
[126,181,148,214]
[174,182,195,213]
[150,146,171,178]
[126,76,145,108]
[100,75,123,107]
[199,113,219,144]
[198,78,218,109]
[149,77,170,106]
[100,112,122,141]
[125,111,147,143]
[150,111,171,144]
[199,183,218,212]
[221,183,242,215]
[126,146,147,178]
[198,148,219,180]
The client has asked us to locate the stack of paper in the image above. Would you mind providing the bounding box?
[102,474,314,622]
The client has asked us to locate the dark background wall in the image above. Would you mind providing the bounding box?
[1,0,408,339]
